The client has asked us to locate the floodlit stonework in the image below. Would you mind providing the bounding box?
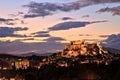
[62,40,108,57]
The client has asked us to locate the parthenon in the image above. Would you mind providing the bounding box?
[62,40,108,57]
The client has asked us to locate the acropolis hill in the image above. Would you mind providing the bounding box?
[44,40,114,67]
[62,40,109,58]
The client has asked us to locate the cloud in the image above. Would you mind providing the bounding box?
[99,35,109,38]
[0,18,17,25]
[23,0,120,18]
[31,31,50,37]
[48,20,108,31]
[44,36,65,42]
[32,31,49,35]
[21,38,35,41]
[0,27,28,37]
[5,22,16,25]
[0,37,67,54]
[34,34,50,37]
[8,13,27,25]
[9,12,24,17]
[24,14,45,18]
[61,17,73,20]
[0,18,14,22]
[90,20,108,23]
[79,34,91,36]
[96,6,120,16]
[101,34,120,50]
[21,20,27,24]
[82,15,90,18]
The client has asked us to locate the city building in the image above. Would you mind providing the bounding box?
[14,59,29,70]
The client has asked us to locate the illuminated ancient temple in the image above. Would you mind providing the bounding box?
[62,40,108,57]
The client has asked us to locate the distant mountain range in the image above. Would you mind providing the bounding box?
[20,52,53,57]
[0,47,120,58]
[105,47,120,54]
[0,53,21,58]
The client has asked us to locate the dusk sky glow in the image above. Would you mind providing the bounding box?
[0,0,120,54]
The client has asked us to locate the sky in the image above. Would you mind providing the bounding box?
[0,0,120,54]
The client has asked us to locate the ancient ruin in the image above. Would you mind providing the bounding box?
[62,40,108,57]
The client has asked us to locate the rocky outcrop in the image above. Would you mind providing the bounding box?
[41,40,114,68]
[62,40,109,58]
